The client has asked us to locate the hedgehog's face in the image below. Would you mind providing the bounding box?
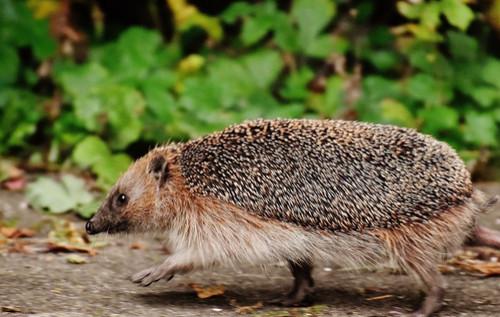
[85,154,169,235]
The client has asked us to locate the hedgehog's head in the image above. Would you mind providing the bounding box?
[86,146,182,235]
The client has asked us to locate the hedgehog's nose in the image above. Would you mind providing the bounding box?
[85,219,96,235]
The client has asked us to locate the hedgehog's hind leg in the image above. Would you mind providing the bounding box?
[404,261,446,317]
[377,229,449,317]
[272,260,315,307]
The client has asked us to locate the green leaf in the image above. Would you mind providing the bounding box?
[62,175,94,205]
[291,0,336,50]
[140,69,176,91]
[73,85,145,149]
[72,136,111,168]
[464,112,498,146]
[95,27,163,85]
[482,58,500,89]
[58,62,109,97]
[143,85,177,122]
[0,46,19,86]
[306,35,337,58]
[28,19,57,59]
[242,50,283,89]
[368,50,400,71]
[207,58,255,100]
[418,106,459,134]
[469,87,499,108]
[241,16,273,46]
[221,2,254,23]
[362,76,402,102]
[494,108,500,122]
[408,73,435,99]
[448,31,478,60]
[407,73,453,105]
[0,89,42,150]
[26,175,94,214]
[421,2,441,29]
[379,98,416,128]
[93,154,132,189]
[76,200,101,219]
[272,13,299,52]
[442,0,474,31]
[265,103,305,118]
[71,135,132,190]
[323,76,345,117]
[408,24,443,42]
[281,67,314,100]
[397,1,423,19]
[407,46,453,77]
[0,0,56,58]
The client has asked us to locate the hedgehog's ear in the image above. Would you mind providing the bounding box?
[148,155,169,187]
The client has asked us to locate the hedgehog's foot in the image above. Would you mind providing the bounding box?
[271,260,315,307]
[411,285,444,317]
[467,225,500,249]
[131,265,174,287]
[408,265,445,317]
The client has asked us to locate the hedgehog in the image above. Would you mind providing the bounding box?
[86,119,498,317]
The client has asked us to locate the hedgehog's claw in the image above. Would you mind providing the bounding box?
[131,267,156,284]
[141,266,173,286]
[131,266,174,286]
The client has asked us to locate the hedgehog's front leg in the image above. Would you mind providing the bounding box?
[274,260,315,306]
[131,255,193,287]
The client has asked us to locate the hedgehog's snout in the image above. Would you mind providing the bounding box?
[85,219,97,235]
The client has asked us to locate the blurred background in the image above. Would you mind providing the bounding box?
[1,0,500,217]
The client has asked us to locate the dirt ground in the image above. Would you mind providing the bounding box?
[1,183,499,317]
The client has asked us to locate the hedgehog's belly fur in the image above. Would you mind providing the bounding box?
[179,119,473,232]
[166,192,478,271]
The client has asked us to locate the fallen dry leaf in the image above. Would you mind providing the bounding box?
[0,227,35,239]
[7,240,31,253]
[190,283,225,299]
[0,160,26,191]
[66,254,88,264]
[229,299,263,314]
[438,264,458,274]
[465,246,500,261]
[366,294,394,301]
[450,259,500,277]
[44,241,97,256]
[443,248,500,277]
[3,176,27,191]
[48,220,87,245]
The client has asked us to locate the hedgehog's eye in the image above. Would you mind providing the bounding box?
[115,193,128,207]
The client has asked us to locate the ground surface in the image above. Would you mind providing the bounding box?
[1,184,499,317]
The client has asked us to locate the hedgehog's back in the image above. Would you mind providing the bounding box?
[179,119,472,232]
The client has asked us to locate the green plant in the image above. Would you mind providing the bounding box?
[0,0,55,153]
[26,174,95,217]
